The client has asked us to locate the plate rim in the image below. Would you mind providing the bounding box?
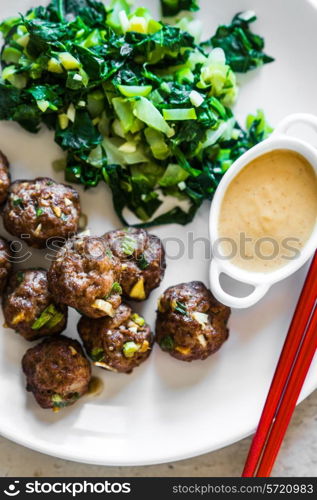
[0,378,315,466]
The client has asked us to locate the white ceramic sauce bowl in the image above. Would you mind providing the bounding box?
[209,113,317,309]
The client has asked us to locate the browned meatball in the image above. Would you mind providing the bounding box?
[156,281,230,362]
[48,235,122,318]
[0,237,12,294]
[3,269,67,341]
[3,177,81,248]
[22,336,91,410]
[0,151,10,204]
[103,228,166,301]
[78,303,153,374]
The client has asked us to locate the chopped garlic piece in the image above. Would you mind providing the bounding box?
[34,224,42,236]
[52,205,61,217]
[92,299,114,317]
[192,311,209,327]
[197,334,207,348]
[64,198,72,206]
[69,346,78,356]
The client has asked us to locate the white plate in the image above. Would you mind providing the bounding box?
[0,0,317,467]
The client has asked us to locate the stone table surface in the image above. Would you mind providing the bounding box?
[0,391,316,478]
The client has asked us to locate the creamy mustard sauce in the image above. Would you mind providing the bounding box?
[218,149,317,272]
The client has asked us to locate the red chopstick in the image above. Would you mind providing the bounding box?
[256,304,317,476]
[242,251,317,477]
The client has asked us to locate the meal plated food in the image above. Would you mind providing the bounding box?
[103,228,166,300]
[3,269,68,341]
[22,336,91,409]
[3,177,81,248]
[156,281,230,361]
[78,303,153,373]
[48,235,122,318]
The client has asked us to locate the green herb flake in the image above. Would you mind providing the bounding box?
[91,347,105,362]
[111,281,122,295]
[160,335,174,351]
[36,207,44,217]
[51,394,67,408]
[16,271,24,283]
[131,313,145,327]
[12,198,23,208]
[174,301,188,315]
[137,254,149,270]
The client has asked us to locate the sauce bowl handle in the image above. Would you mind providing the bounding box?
[272,113,317,138]
[209,260,271,309]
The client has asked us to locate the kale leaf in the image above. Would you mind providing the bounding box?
[161,0,199,17]
[207,11,274,73]
[0,1,274,227]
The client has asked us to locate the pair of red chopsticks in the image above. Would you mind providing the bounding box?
[242,251,317,477]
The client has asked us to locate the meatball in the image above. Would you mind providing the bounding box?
[103,228,166,301]
[0,237,12,294]
[78,303,153,374]
[3,177,81,248]
[156,281,230,362]
[3,269,67,341]
[22,336,91,410]
[0,151,10,204]
[48,235,122,318]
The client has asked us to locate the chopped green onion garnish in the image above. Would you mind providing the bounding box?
[121,235,137,256]
[137,254,149,270]
[36,207,44,217]
[90,347,105,362]
[160,335,174,351]
[16,271,24,283]
[51,394,67,408]
[111,281,123,295]
[31,304,64,330]
[174,301,188,315]
[13,198,23,208]
[123,341,140,358]
[131,313,145,326]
